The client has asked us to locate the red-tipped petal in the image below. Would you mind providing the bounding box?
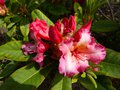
[74,20,92,42]
[69,16,76,32]
[55,20,61,31]
[49,26,62,44]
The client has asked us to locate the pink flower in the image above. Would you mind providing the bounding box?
[22,43,37,55]
[49,26,62,44]
[49,17,106,77]
[0,0,7,16]
[49,16,76,43]
[0,0,4,5]
[32,40,49,65]
[30,18,49,40]
[62,16,76,35]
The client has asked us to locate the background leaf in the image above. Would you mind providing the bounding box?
[0,63,53,90]
[51,73,72,90]
[0,62,18,79]
[96,49,120,78]
[79,76,116,90]
[0,41,29,61]
[20,17,29,41]
[92,20,120,32]
[31,9,54,26]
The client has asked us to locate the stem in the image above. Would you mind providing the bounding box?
[98,9,111,20]
[107,0,115,20]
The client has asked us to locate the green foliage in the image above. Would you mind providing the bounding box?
[0,63,53,90]
[79,76,116,90]
[31,9,54,26]
[20,17,29,41]
[51,73,72,90]
[92,20,120,32]
[0,0,120,90]
[95,49,120,78]
[0,41,29,61]
[0,62,18,79]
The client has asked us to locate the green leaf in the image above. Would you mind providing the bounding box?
[7,25,16,37]
[72,74,79,83]
[79,76,116,90]
[0,19,4,28]
[95,49,120,78]
[87,74,97,88]
[92,20,119,32]
[81,72,86,78]
[51,73,72,90]
[87,71,97,79]
[104,49,120,65]
[74,2,82,16]
[96,62,120,78]
[20,17,29,41]
[0,41,29,61]
[48,4,69,16]
[0,63,53,90]
[31,9,54,26]
[0,62,18,79]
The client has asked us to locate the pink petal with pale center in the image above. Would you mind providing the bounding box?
[74,20,92,44]
[59,43,79,77]
[87,43,106,64]
[59,41,89,77]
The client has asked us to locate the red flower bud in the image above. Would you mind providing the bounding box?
[0,0,4,5]
[69,16,76,32]
[49,26,62,44]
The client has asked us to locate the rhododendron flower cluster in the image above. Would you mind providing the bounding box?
[22,16,106,77]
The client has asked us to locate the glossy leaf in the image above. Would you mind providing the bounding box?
[92,20,119,32]
[7,25,16,37]
[96,62,120,78]
[0,41,29,61]
[0,62,18,79]
[20,17,29,41]
[51,73,72,90]
[95,49,120,78]
[31,9,54,26]
[0,63,53,90]
[79,76,116,90]
[48,4,69,16]
[74,2,82,16]
[72,74,79,83]
[104,49,120,65]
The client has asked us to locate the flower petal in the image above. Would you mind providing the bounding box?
[88,43,106,64]
[59,42,89,77]
[59,43,79,77]
[22,43,37,55]
[74,20,92,44]
[69,16,76,32]
[30,18,49,40]
[37,40,49,53]
[32,53,44,66]
[49,26,62,44]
